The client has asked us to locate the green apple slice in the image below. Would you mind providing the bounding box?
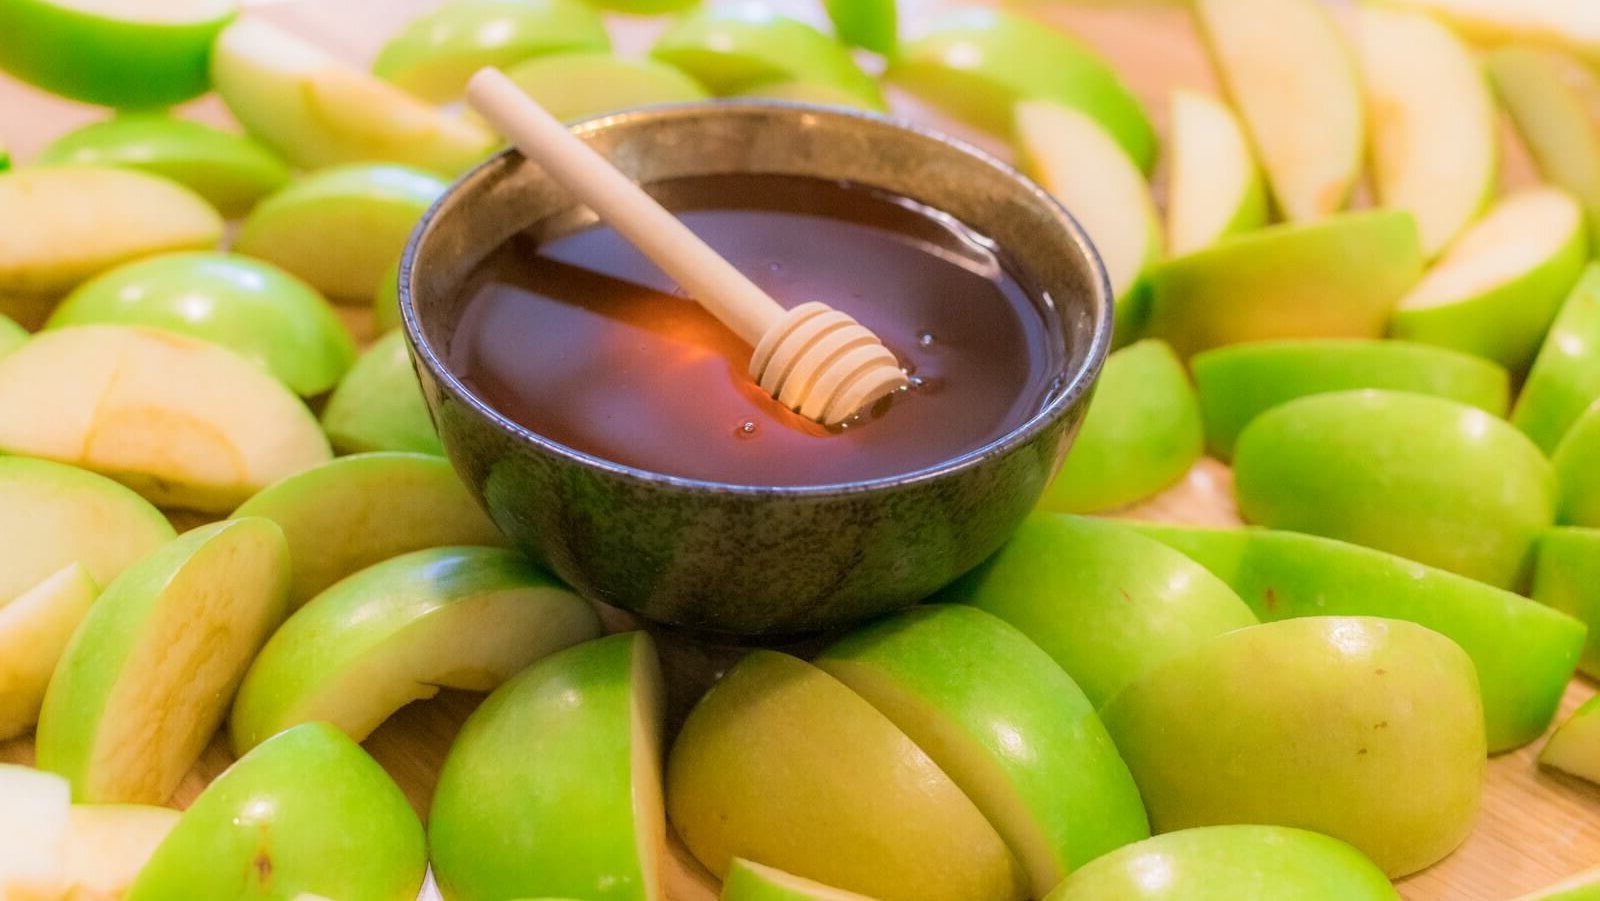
[59,804,179,900]
[0,765,70,897]
[1165,89,1267,256]
[732,80,876,110]
[1195,0,1364,221]
[1234,389,1556,589]
[49,251,357,397]
[233,452,506,608]
[211,17,496,176]
[374,260,402,335]
[1101,616,1485,878]
[824,0,895,55]
[1514,264,1600,452]
[668,650,1028,901]
[1043,825,1398,901]
[430,632,666,901]
[496,53,710,124]
[816,605,1149,896]
[1401,0,1600,65]
[722,858,876,901]
[0,325,332,513]
[231,546,600,753]
[1511,866,1600,901]
[1356,5,1497,257]
[887,8,1154,170]
[0,313,24,357]
[1037,339,1202,513]
[0,456,173,605]
[651,6,883,110]
[1193,338,1511,459]
[1145,210,1423,359]
[0,0,234,107]
[0,563,99,740]
[1554,401,1600,525]
[35,113,291,217]
[35,517,290,804]
[373,0,609,103]
[941,514,1256,707]
[321,328,444,456]
[0,166,222,300]
[1487,45,1600,254]
[1534,527,1600,679]
[1390,186,1588,371]
[1132,524,1585,753]
[126,722,426,901]
[1015,100,1161,344]
[236,163,447,303]
[1540,694,1600,784]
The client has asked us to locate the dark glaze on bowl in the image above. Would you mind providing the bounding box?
[401,103,1113,636]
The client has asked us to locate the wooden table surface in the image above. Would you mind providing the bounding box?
[3,2,1598,900]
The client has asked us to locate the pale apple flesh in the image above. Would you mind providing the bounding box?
[1511,865,1600,901]
[1400,189,1585,312]
[1166,89,1266,256]
[0,563,99,741]
[722,858,877,900]
[0,765,70,898]
[58,804,181,900]
[1540,695,1600,784]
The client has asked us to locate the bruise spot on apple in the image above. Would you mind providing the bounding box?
[1118,588,1133,603]
[1357,748,1368,756]
[253,849,272,885]
[1263,587,1279,613]
[1375,668,1387,676]
[1374,720,1389,730]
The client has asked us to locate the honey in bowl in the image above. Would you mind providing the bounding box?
[448,173,1065,487]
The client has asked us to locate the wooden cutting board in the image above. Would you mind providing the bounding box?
[2,2,1597,899]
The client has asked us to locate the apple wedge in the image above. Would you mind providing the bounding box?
[1511,867,1600,901]
[59,804,180,901]
[496,53,710,124]
[1194,0,1364,222]
[1554,402,1600,525]
[0,166,222,300]
[1038,340,1202,513]
[1133,523,1585,753]
[1234,390,1556,589]
[236,163,447,303]
[0,313,24,357]
[824,0,895,55]
[231,546,601,753]
[1145,210,1423,359]
[211,17,497,176]
[1390,186,1588,371]
[1540,694,1600,784]
[1014,100,1161,345]
[373,0,609,102]
[1533,528,1600,679]
[816,605,1149,896]
[1399,0,1600,66]
[1192,339,1511,459]
[0,765,70,899]
[35,517,290,804]
[733,80,876,110]
[126,722,426,901]
[0,563,99,741]
[1043,826,1398,901]
[1514,265,1600,452]
[322,329,444,456]
[374,260,402,335]
[430,633,667,901]
[722,859,877,901]
[1356,5,1497,257]
[669,650,1027,901]
[233,452,507,607]
[0,325,332,513]
[1166,90,1267,256]
[1102,616,1485,877]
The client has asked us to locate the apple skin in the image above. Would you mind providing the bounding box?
[1540,694,1600,785]
[816,605,1149,896]
[1234,389,1557,590]
[722,858,877,901]
[0,563,99,741]
[496,53,711,124]
[1533,528,1600,679]
[236,163,447,303]
[374,261,402,335]
[1554,402,1600,525]
[1132,523,1585,753]
[429,632,666,901]
[824,0,896,56]
[668,650,1028,901]
[1145,210,1423,360]
[0,0,233,107]
[1038,339,1202,513]
[1508,866,1600,901]
[940,514,1255,708]
[0,313,23,357]
[1101,616,1486,877]
[0,166,223,300]
[321,329,444,456]
[35,113,291,217]
[233,451,507,607]
[48,252,356,397]
[373,0,610,103]
[230,545,601,753]
[1193,338,1511,459]
[1165,88,1268,256]
[1514,264,1600,452]
[887,8,1153,170]
[1042,825,1398,901]
[35,518,290,804]
[651,6,884,110]
[584,0,698,13]
[732,80,876,110]
[125,722,427,901]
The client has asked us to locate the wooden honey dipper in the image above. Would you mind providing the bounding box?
[466,68,910,426]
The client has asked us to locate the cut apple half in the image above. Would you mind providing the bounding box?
[35,517,291,804]
[0,764,70,898]
[1195,0,1365,222]
[0,563,99,741]
[1541,694,1600,783]
[1165,90,1266,256]
[0,325,332,513]
[722,858,876,900]
[1356,5,1497,257]
[1391,186,1588,371]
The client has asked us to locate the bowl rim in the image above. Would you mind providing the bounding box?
[400,99,1114,498]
